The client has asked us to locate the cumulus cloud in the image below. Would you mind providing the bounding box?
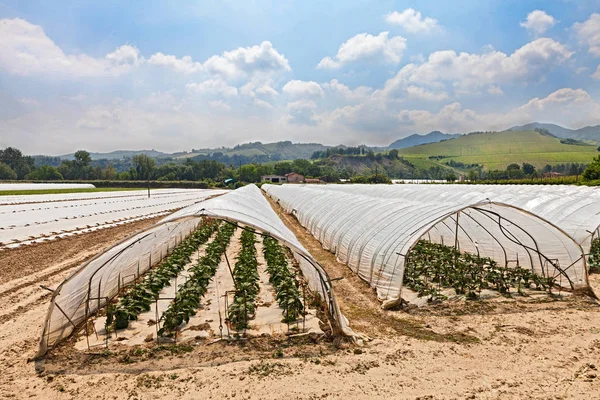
[147,53,202,74]
[285,100,320,125]
[405,86,448,101]
[382,38,572,96]
[385,9,441,34]
[573,13,600,57]
[150,41,291,81]
[0,18,141,77]
[322,79,373,101]
[282,80,324,98]
[317,32,406,69]
[520,10,557,35]
[593,65,600,80]
[186,79,238,97]
[240,79,278,98]
[208,100,231,111]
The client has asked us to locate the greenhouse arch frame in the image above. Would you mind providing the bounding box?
[263,184,589,308]
[36,185,356,358]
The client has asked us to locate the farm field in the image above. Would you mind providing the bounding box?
[398,130,598,170]
[0,184,599,399]
[0,188,224,248]
[0,196,598,399]
[0,187,145,196]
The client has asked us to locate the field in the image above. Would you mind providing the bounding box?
[0,187,145,196]
[399,130,598,170]
[0,184,599,399]
[0,188,224,248]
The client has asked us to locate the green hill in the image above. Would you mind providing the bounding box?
[398,130,598,170]
[177,141,330,161]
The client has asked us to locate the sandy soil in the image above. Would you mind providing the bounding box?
[0,198,599,399]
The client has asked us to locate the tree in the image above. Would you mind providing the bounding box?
[522,163,536,175]
[132,154,156,180]
[467,169,478,181]
[0,162,17,180]
[445,172,457,182]
[582,155,600,181]
[0,147,34,179]
[27,165,63,180]
[388,149,399,159]
[73,150,92,167]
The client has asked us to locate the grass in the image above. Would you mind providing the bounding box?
[398,130,598,170]
[0,187,145,196]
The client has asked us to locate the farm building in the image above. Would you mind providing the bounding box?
[285,172,305,183]
[260,174,288,183]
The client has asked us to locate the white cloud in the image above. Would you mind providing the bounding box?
[328,87,600,137]
[405,86,448,101]
[148,53,202,74]
[385,9,441,34]
[593,65,600,80]
[285,100,320,125]
[282,80,324,98]
[520,10,557,35]
[0,18,141,77]
[149,41,290,81]
[573,13,600,57]
[383,38,572,95]
[76,106,121,130]
[317,32,406,69]
[240,79,278,98]
[322,79,373,101]
[186,79,238,97]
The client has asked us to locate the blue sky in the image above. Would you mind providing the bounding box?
[1,0,600,154]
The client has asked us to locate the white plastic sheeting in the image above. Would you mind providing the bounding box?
[0,183,96,191]
[37,185,352,357]
[262,184,588,308]
[1,189,224,247]
[297,184,600,252]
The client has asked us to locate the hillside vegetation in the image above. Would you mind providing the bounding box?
[398,130,598,170]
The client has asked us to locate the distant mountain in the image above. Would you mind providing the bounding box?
[60,149,171,160]
[508,122,600,143]
[180,141,331,162]
[388,131,462,149]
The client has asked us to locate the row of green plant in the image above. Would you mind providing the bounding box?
[228,229,261,331]
[405,240,557,301]
[158,222,237,336]
[262,236,304,323]
[105,220,219,330]
[589,237,600,273]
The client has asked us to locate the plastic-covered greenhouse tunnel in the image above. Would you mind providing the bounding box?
[37,183,594,358]
[262,184,590,309]
[36,185,356,358]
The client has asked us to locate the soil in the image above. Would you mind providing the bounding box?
[0,198,599,399]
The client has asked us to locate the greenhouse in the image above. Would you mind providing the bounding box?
[309,184,600,252]
[263,184,590,308]
[36,185,354,358]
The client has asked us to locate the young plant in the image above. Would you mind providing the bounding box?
[158,222,237,336]
[105,220,218,332]
[262,236,304,323]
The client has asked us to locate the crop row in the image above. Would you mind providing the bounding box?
[228,229,260,331]
[158,222,237,336]
[262,236,304,323]
[405,240,556,301]
[589,238,600,273]
[105,220,219,330]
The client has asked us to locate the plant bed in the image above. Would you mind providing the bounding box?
[404,240,558,303]
[105,220,219,331]
[158,222,237,336]
[228,229,261,331]
[262,236,304,323]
